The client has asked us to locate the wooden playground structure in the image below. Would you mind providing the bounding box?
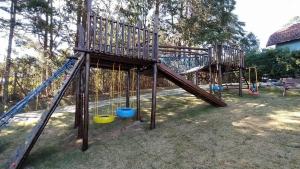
[3,0,246,168]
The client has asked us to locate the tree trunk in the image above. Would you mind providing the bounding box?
[2,0,17,113]
[49,0,54,58]
[12,72,17,97]
[44,1,49,97]
[75,0,83,48]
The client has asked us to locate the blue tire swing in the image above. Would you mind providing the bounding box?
[116,67,136,119]
[210,85,224,92]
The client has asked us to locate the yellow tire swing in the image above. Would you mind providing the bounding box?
[93,63,116,124]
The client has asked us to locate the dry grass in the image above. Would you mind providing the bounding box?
[1,89,300,169]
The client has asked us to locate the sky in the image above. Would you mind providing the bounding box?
[0,0,300,62]
[233,0,300,48]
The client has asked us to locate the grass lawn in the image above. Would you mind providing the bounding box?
[1,88,300,169]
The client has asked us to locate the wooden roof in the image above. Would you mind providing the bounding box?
[266,23,300,46]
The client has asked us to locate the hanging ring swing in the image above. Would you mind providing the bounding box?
[248,67,259,96]
[93,63,116,124]
[116,68,136,119]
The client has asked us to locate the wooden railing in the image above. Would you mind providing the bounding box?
[159,46,209,73]
[88,15,154,60]
[210,45,245,68]
[85,15,244,68]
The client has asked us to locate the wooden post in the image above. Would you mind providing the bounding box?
[239,50,243,96]
[82,54,90,151]
[136,68,141,121]
[85,0,91,50]
[217,44,222,98]
[151,63,157,129]
[208,47,212,93]
[126,70,130,107]
[78,67,84,139]
[150,1,159,129]
[74,72,81,128]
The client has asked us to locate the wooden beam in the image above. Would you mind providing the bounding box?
[158,45,208,51]
[150,63,157,129]
[78,67,84,139]
[239,52,243,97]
[82,54,90,151]
[208,47,212,94]
[136,68,141,121]
[217,45,222,98]
[74,72,81,128]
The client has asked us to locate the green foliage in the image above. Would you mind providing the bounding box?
[239,32,260,53]
[246,49,300,79]
[176,0,245,45]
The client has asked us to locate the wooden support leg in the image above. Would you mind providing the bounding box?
[150,63,157,129]
[77,68,84,139]
[218,67,222,98]
[208,47,212,94]
[74,72,81,128]
[126,70,131,107]
[82,54,90,151]
[239,67,243,97]
[136,68,141,121]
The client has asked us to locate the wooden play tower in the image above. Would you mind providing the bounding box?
[6,0,245,168]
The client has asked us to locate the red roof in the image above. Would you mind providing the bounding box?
[266,23,300,46]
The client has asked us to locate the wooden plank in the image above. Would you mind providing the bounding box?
[127,25,131,56]
[99,16,102,51]
[93,15,96,50]
[137,23,141,59]
[7,55,85,169]
[143,27,146,59]
[110,20,113,53]
[132,26,136,58]
[104,18,108,52]
[147,29,150,59]
[115,21,119,55]
[157,63,226,107]
[121,22,125,56]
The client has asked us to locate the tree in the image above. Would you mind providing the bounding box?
[2,0,17,112]
[239,32,260,53]
[246,49,300,79]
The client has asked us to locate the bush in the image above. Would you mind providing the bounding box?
[245,48,300,79]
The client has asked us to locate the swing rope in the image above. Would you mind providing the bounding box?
[118,64,121,108]
[93,63,116,124]
[111,63,115,115]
